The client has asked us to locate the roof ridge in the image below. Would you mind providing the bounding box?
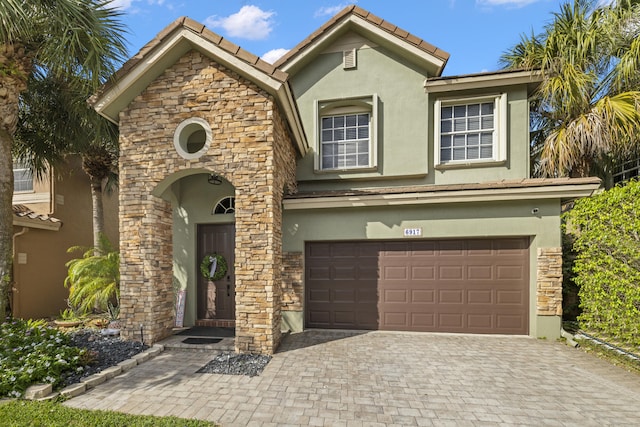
[273,5,449,70]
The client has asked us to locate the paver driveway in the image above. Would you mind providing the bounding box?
[65,330,640,426]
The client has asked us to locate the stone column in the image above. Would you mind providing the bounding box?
[536,247,563,316]
[119,192,174,343]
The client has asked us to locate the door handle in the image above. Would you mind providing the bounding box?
[227,283,230,297]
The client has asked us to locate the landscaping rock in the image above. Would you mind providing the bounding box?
[61,330,148,387]
[196,352,271,377]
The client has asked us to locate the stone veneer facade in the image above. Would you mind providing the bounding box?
[536,247,563,316]
[281,252,304,312]
[118,50,297,354]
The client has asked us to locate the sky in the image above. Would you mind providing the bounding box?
[110,0,565,76]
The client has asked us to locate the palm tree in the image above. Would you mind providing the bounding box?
[0,1,127,317]
[501,0,640,181]
[15,73,119,253]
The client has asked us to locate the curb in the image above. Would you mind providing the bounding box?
[25,344,165,401]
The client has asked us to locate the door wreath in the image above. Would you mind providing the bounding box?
[200,254,228,281]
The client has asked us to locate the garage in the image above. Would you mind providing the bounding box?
[305,238,530,334]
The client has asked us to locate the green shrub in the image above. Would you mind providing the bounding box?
[565,180,640,346]
[64,237,119,314]
[0,318,85,397]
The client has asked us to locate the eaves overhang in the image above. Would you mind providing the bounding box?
[283,179,601,210]
[276,10,449,77]
[90,21,309,155]
[12,205,62,231]
[425,69,542,95]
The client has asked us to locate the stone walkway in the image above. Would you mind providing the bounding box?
[65,330,640,426]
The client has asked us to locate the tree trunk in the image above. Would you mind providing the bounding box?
[0,127,14,318]
[90,176,105,253]
[0,43,30,317]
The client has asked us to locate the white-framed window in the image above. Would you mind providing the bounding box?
[434,94,507,166]
[13,162,33,192]
[315,95,378,172]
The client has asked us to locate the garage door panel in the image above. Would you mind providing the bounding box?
[308,288,330,303]
[411,289,435,303]
[467,265,493,280]
[439,265,464,280]
[306,238,529,334]
[468,289,493,304]
[308,266,331,280]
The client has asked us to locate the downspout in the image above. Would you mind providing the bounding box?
[11,227,29,317]
[48,165,55,215]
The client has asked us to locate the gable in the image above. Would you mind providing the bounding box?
[275,6,449,77]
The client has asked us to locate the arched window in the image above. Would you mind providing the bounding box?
[213,196,235,214]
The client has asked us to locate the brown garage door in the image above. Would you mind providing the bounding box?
[305,238,529,334]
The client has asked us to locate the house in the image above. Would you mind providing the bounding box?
[89,6,600,354]
[11,157,118,319]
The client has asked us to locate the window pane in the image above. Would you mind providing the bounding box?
[454,118,466,132]
[441,119,452,133]
[454,105,466,117]
[358,114,369,125]
[481,116,494,129]
[441,148,452,161]
[467,146,479,159]
[481,102,494,115]
[467,104,480,116]
[358,126,369,139]
[468,117,479,131]
[441,106,452,119]
[480,145,493,158]
[357,140,369,153]
[334,116,344,127]
[346,115,357,126]
[323,143,336,155]
[467,133,479,146]
[345,127,357,140]
[344,154,357,167]
[345,143,357,154]
[441,135,451,148]
[453,147,466,160]
[322,156,334,169]
[321,130,333,142]
[480,132,493,145]
[334,129,345,141]
[453,134,466,147]
[321,117,332,129]
[357,154,368,166]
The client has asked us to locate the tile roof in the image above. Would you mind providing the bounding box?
[273,5,450,69]
[12,205,62,230]
[285,177,602,199]
[90,17,288,106]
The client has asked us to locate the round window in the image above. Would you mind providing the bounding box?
[173,118,212,159]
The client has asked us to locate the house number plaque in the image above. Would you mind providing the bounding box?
[403,227,422,237]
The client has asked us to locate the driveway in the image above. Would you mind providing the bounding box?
[65,330,640,426]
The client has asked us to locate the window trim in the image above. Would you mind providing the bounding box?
[433,93,507,168]
[314,94,378,173]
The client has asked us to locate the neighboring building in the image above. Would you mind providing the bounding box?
[90,6,600,354]
[11,157,118,319]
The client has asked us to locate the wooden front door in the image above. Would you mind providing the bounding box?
[197,224,235,320]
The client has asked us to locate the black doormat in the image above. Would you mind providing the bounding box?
[176,326,235,338]
[182,337,223,345]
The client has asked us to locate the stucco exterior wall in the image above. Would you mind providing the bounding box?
[289,40,531,191]
[12,156,119,319]
[117,50,296,354]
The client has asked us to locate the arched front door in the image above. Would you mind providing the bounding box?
[197,224,235,320]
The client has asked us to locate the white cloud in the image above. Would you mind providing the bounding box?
[314,3,353,18]
[261,48,289,64]
[109,0,136,9]
[205,5,275,40]
[476,0,540,7]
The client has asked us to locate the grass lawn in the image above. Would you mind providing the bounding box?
[0,400,216,427]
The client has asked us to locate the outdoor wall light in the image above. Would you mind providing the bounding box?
[208,174,223,185]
